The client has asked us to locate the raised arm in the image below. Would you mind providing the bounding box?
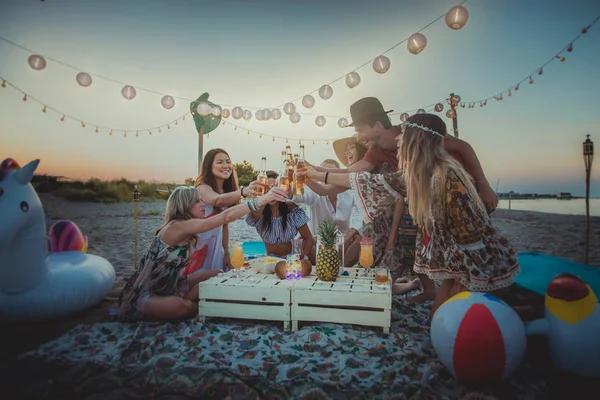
[177,188,288,237]
[443,135,498,212]
[197,181,261,209]
[304,179,348,197]
[311,159,375,174]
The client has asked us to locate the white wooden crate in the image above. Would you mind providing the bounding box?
[198,269,295,331]
[290,267,392,333]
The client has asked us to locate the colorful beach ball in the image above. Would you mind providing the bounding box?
[430,291,526,383]
[47,220,88,253]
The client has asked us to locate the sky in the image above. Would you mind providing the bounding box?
[0,0,599,196]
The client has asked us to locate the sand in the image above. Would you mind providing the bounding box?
[2,193,600,361]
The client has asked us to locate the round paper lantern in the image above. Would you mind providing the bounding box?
[445,5,469,30]
[196,102,212,117]
[373,55,391,74]
[121,85,137,100]
[290,112,301,124]
[232,107,244,119]
[315,116,326,127]
[283,102,296,115]
[416,108,426,114]
[161,95,175,110]
[338,118,348,128]
[28,54,47,71]
[451,94,461,104]
[221,109,231,118]
[243,110,252,120]
[400,113,410,122]
[446,109,456,119]
[430,292,526,383]
[346,72,361,89]
[318,85,333,100]
[407,33,427,55]
[255,109,264,121]
[434,103,444,112]
[271,108,282,120]
[263,109,272,120]
[302,95,315,109]
[211,106,222,117]
[76,72,92,87]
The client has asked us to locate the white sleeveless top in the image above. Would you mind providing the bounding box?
[184,203,224,275]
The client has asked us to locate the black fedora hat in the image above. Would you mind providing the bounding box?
[347,97,393,127]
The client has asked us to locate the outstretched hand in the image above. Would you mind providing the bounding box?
[294,165,320,181]
[264,187,289,203]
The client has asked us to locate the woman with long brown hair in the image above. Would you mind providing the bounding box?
[185,149,262,273]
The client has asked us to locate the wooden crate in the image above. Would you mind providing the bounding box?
[290,267,392,333]
[198,269,295,331]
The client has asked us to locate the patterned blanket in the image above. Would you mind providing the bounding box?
[3,294,546,399]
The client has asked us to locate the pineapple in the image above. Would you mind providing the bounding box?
[316,220,340,282]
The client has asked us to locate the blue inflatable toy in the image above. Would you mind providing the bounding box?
[0,158,116,320]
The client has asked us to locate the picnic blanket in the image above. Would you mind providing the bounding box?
[2,293,546,399]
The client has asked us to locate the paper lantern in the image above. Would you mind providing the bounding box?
[271,108,282,120]
[416,108,426,114]
[243,110,252,120]
[221,109,231,118]
[430,292,526,383]
[255,109,264,121]
[211,106,222,117]
[76,72,92,87]
[290,112,301,124]
[161,95,175,110]
[302,95,315,109]
[263,109,272,120]
[28,54,46,70]
[195,102,212,116]
[121,85,137,100]
[283,103,296,115]
[338,118,348,128]
[451,94,461,104]
[346,72,361,88]
[315,116,326,127]
[407,33,427,55]
[445,5,469,30]
[446,109,456,119]
[400,113,409,122]
[434,103,444,112]
[232,107,243,119]
[318,85,333,100]
[373,55,391,74]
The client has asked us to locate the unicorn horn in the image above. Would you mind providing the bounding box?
[13,159,40,184]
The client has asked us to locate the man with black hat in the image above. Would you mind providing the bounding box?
[311,97,498,213]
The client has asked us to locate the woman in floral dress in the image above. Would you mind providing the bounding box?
[115,185,288,321]
[299,113,520,319]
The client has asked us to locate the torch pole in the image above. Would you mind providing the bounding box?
[133,185,140,271]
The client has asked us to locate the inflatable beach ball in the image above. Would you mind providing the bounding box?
[47,220,88,253]
[430,292,526,383]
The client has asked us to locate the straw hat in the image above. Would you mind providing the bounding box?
[333,134,365,167]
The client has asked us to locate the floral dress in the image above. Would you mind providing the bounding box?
[114,223,190,321]
[349,169,520,292]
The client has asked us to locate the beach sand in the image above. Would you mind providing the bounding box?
[2,193,600,361]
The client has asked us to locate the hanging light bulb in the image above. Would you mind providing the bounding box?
[174,120,178,126]
[272,137,275,142]
[529,76,534,84]
[508,89,512,97]
[514,83,520,91]
[167,124,171,129]
[42,106,47,113]
[158,128,162,133]
[109,130,113,135]
[259,134,262,138]
[247,130,250,135]
[567,44,573,52]
[136,131,139,137]
[582,27,588,34]
[1,80,6,88]
[558,56,566,62]
[60,115,65,122]
[538,68,543,75]
[124,131,127,137]
[148,131,152,135]
[183,115,186,121]
[22,94,28,101]
[95,127,99,133]
[81,121,86,128]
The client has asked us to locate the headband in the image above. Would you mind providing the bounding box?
[402,122,444,138]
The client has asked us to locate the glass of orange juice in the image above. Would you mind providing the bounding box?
[230,241,245,278]
[359,236,374,276]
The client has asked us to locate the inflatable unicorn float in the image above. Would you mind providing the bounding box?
[0,158,115,321]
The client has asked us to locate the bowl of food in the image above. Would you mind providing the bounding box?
[248,256,285,274]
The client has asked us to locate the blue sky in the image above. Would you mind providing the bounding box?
[0,0,599,196]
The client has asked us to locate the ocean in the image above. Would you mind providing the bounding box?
[497,198,600,217]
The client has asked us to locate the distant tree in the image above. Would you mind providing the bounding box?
[235,161,257,186]
[184,177,195,186]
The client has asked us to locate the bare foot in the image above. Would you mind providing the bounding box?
[408,291,436,303]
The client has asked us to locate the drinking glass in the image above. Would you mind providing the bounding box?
[230,241,245,278]
[359,240,374,277]
[375,267,390,288]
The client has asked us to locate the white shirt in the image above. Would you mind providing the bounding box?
[292,186,362,236]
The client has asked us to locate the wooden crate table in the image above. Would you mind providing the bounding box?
[198,269,296,331]
[290,267,392,333]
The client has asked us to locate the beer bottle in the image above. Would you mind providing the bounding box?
[256,157,267,196]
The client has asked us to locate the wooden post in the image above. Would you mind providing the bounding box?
[198,126,204,176]
[508,192,512,210]
[133,185,140,271]
[585,169,590,265]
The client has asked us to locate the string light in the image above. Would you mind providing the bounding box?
[42,105,46,112]
[22,94,27,101]
[95,127,99,133]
